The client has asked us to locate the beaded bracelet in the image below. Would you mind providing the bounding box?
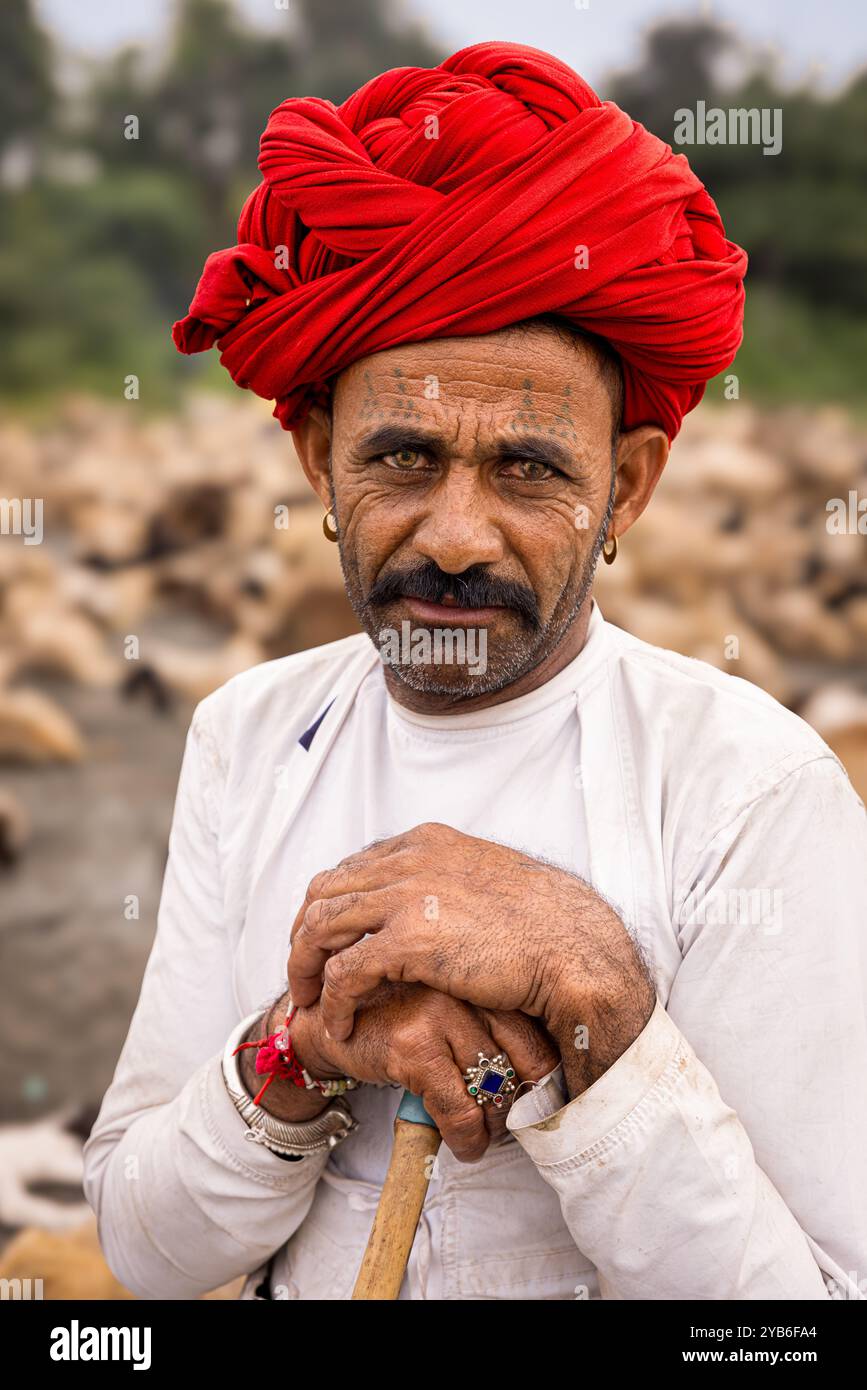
[233,1004,361,1107]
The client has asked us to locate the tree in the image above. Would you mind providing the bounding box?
[0,0,55,164]
[291,0,440,104]
[608,20,867,308]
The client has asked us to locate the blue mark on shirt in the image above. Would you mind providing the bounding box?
[298,700,334,751]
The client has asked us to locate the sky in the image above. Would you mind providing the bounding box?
[37,0,867,92]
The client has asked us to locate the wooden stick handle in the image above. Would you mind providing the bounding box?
[352,1103,442,1300]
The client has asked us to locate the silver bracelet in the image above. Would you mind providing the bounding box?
[221,1013,358,1157]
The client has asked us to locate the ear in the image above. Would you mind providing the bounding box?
[609,425,669,539]
[291,404,332,509]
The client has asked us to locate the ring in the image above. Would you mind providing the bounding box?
[463,1052,517,1108]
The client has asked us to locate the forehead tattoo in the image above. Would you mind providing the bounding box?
[508,380,579,445]
[356,366,425,427]
[393,367,422,423]
[357,369,379,425]
[352,358,582,459]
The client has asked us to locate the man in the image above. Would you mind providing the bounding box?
[84,42,867,1301]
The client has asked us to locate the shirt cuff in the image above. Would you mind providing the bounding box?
[194,1013,329,1183]
[505,998,680,1166]
[507,1061,569,1127]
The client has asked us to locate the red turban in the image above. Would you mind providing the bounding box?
[172,42,747,441]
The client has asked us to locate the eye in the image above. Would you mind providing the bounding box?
[502,459,558,482]
[380,448,425,470]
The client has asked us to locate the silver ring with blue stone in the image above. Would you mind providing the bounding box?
[463,1052,517,1108]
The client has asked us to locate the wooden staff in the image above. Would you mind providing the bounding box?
[352,1091,441,1300]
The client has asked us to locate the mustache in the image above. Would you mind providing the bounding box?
[363,561,541,629]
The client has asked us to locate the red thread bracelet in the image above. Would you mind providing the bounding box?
[233,1004,321,1107]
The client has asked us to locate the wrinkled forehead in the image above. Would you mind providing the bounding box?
[331,329,611,440]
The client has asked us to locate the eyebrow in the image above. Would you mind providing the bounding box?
[355,423,444,459]
[354,423,581,474]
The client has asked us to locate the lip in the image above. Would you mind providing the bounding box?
[402,597,507,625]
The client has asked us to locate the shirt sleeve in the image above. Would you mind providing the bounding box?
[82,700,328,1300]
[506,755,867,1301]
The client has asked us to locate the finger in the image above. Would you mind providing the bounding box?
[331,824,457,872]
[286,851,392,953]
[291,864,386,928]
[288,835,421,942]
[288,890,393,1007]
[480,1009,560,1083]
[445,1019,511,1144]
[288,822,453,935]
[287,871,349,952]
[324,832,418,874]
[410,1062,489,1164]
[320,932,511,1040]
[319,935,413,1040]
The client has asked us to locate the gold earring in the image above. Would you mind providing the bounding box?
[322,508,339,542]
[602,534,618,564]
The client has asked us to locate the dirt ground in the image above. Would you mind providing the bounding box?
[0,679,192,1124]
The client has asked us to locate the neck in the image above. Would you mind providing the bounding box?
[380,598,594,716]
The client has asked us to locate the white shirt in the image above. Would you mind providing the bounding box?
[83,603,867,1300]
[315,638,591,872]
[272,645,592,1300]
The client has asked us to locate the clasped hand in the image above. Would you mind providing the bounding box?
[285,823,655,1159]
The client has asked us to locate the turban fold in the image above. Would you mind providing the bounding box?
[172,42,747,441]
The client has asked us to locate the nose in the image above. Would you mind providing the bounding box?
[412,470,505,574]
